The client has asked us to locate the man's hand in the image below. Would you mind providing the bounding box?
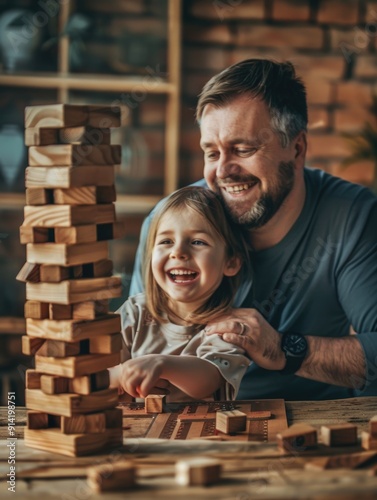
[205,308,286,371]
[120,354,169,398]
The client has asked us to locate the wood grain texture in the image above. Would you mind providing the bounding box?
[24,204,115,227]
[58,126,111,145]
[28,145,121,166]
[26,241,109,266]
[25,128,59,146]
[25,104,88,128]
[25,166,115,188]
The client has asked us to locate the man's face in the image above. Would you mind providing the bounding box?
[200,95,299,229]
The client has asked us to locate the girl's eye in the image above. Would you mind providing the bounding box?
[192,240,207,246]
[157,239,172,245]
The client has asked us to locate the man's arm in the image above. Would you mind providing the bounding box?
[204,309,366,389]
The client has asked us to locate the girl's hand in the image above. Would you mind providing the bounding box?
[119,354,169,398]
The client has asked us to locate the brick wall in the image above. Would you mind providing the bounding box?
[180,0,377,188]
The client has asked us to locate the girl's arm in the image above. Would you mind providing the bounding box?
[119,354,223,399]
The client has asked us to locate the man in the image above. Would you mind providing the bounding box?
[130,59,377,400]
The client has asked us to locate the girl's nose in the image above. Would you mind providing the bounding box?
[170,244,188,260]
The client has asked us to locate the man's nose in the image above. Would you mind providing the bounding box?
[216,153,240,179]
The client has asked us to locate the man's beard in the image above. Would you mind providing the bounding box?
[217,160,295,229]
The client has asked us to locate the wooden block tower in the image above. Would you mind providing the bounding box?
[17,104,125,457]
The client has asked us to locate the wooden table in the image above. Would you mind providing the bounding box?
[1,398,377,499]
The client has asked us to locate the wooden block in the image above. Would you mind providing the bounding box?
[97,221,126,241]
[26,277,122,305]
[369,415,377,437]
[54,187,97,205]
[321,423,358,446]
[305,451,377,471]
[24,427,122,457]
[145,394,166,414]
[85,413,107,433]
[248,411,272,420]
[27,314,121,341]
[25,165,115,188]
[36,339,81,358]
[277,423,318,451]
[27,411,49,430]
[72,300,109,320]
[29,144,121,166]
[49,303,72,320]
[175,458,222,486]
[362,431,377,450]
[25,369,42,389]
[87,462,135,492]
[26,187,53,205]
[58,126,111,145]
[216,410,247,434]
[26,388,119,417]
[25,128,59,146]
[54,225,97,244]
[27,241,109,266]
[61,415,86,434]
[16,262,40,283]
[104,408,123,429]
[40,265,71,282]
[89,333,122,354]
[20,225,50,244]
[25,104,88,129]
[96,186,116,203]
[34,352,120,378]
[82,259,113,278]
[25,301,49,319]
[40,374,69,395]
[86,105,121,128]
[22,335,45,355]
[24,204,115,227]
[69,370,110,395]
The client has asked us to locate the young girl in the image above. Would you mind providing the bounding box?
[109,186,250,402]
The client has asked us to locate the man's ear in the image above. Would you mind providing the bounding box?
[294,130,307,166]
[223,255,242,277]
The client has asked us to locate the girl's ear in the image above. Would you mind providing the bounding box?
[223,255,242,277]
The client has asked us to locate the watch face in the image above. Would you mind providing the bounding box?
[283,334,307,355]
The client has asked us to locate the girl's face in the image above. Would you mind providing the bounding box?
[151,207,241,319]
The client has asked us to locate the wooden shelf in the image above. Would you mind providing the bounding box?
[0,72,176,94]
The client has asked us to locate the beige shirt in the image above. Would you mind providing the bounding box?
[117,293,250,402]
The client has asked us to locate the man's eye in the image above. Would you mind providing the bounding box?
[236,148,256,156]
[205,151,219,160]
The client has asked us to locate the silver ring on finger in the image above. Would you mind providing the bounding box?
[238,321,246,336]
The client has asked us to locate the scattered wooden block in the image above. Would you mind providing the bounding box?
[25,165,115,189]
[26,314,121,341]
[26,388,119,417]
[369,415,377,437]
[27,411,49,430]
[305,451,377,470]
[26,276,122,305]
[34,352,120,379]
[175,457,222,486]
[362,431,377,450]
[321,423,358,446]
[216,410,247,434]
[24,427,122,457]
[145,394,166,413]
[25,301,49,319]
[87,462,135,492]
[16,262,41,283]
[27,241,109,266]
[277,423,318,451]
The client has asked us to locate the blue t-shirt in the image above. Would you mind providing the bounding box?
[130,168,377,400]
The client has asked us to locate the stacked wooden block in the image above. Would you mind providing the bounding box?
[18,104,125,457]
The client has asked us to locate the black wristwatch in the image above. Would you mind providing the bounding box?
[279,332,308,375]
